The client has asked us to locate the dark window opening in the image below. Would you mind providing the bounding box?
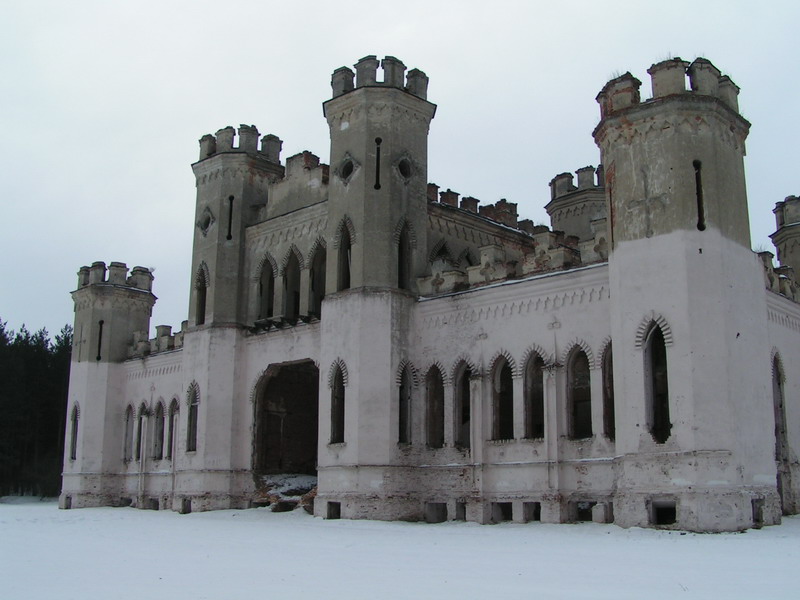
[524,355,545,439]
[123,406,133,461]
[337,228,351,291]
[491,502,513,523]
[95,320,104,361]
[135,407,146,461]
[153,403,165,460]
[69,406,79,461]
[181,498,192,514]
[340,159,354,180]
[327,501,341,519]
[283,252,301,322]
[493,359,514,440]
[455,502,467,521]
[568,350,592,439]
[523,501,542,522]
[330,367,345,444]
[425,502,447,523]
[148,498,160,511]
[398,158,412,179]
[374,137,382,190]
[752,498,765,527]
[187,389,199,452]
[652,501,677,526]
[309,246,327,318]
[398,367,412,444]
[195,277,207,326]
[646,327,671,444]
[602,344,616,441]
[226,195,234,240]
[455,366,472,449]
[574,501,596,522]
[773,356,791,514]
[693,160,706,231]
[258,262,275,320]
[253,360,320,475]
[426,367,445,449]
[166,400,178,460]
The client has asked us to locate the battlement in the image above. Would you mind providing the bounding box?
[198,125,283,163]
[77,261,153,292]
[330,55,429,100]
[759,252,799,303]
[129,320,188,358]
[549,166,603,200]
[596,57,741,119]
[284,151,329,182]
[774,195,800,229]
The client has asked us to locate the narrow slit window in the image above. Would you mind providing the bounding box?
[226,195,234,240]
[337,227,351,291]
[646,326,671,444]
[330,367,345,444]
[374,137,382,190]
[69,406,79,461]
[693,160,706,231]
[96,320,104,361]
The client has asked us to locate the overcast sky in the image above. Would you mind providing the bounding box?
[2,0,798,337]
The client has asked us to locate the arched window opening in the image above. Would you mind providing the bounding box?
[426,367,445,449]
[645,327,671,444]
[123,406,134,461]
[602,345,616,441]
[259,261,275,320]
[283,252,301,321]
[398,367,412,444]
[69,406,79,461]
[135,405,147,461]
[568,350,592,440]
[455,365,472,449]
[187,388,199,452]
[492,358,514,440]
[166,400,179,460]
[398,225,411,290]
[337,227,352,291]
[153,403,165,460]
[330,367,345,444]
[309,246,327,318]
[524,355,545,439]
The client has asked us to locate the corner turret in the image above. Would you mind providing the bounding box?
[771,195,800,279]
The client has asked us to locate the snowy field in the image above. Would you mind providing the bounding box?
[2,497,798,600]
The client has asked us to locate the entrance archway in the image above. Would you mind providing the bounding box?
[253,360,319,475]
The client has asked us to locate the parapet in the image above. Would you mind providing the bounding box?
[284,151,329,183]
[77,261,153,292]
[330,55,429,100]
[198,124,283,163]
[549,166,603,200]
[596,57,742,119]
[774,195,800,229]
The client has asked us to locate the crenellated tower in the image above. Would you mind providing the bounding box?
[771,195,800,276]
[594,58,779,531]
[189,125,284,326]
[62,261,156,508]
[322,55,436,292]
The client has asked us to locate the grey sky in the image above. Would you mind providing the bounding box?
[2,0,797,337]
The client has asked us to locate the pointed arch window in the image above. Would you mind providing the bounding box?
[135,404,147,461]
[259,260,275,320]
[309,245,327,318]
[773,356,791,513]
[330,366,345,444]
[492,358,514,440]
[602,344,616,441]
[283,252,301,321]
[426,367,445,449]
[645,327,670,443]
[455,364,472,449]
[337,227,352,291]
[153,403,165,460]
[524,355,545,439]
[195,265,208,326]
[69,405,79,461]
[567,349,592,439]
[123,405,134,461]
[187,387,199,452]
[398,367,412,444]
[166,399,179,460]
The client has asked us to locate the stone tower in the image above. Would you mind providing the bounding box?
[594,58,780,530]
[316,56,437,516]
[61,261,155,507]
[771,195,800,277]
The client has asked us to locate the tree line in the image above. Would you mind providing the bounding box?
[0,320,72,497]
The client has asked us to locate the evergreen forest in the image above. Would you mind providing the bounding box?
[0,320,72,496]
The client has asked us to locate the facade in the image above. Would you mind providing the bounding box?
[61,55,800,532]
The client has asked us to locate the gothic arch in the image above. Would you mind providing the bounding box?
[334,215,357,248]
[597,336,613,368]
[253,251,279,282]
[186,381,200,407]
[70,401,81,418]
[489,349,518,378]
[307,236,328,264]
[771,349,785,382]
[456,248,478,268]
[635,313,674,348]
[395,359,421,387]
[560,339,595,368]
[280,244,306,274]
[422,361,449,385]
[327,358,349,389]
[450,355,479,381]
[195,262,210,288]
[429,239,455,265]
[392,218,418,248]
[136,401,150,418]
[521,344,553,369]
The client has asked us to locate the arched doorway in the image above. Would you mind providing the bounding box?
[253,360,319,475]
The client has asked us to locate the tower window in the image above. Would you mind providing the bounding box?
[337,227,352,291]
[398,158,412,179]
[95,320,104,361]
[69,405,79,461]
[645,326,671,444]
[693,160,706,231]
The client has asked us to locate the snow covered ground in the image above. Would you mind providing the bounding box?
[2,497,798,599]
